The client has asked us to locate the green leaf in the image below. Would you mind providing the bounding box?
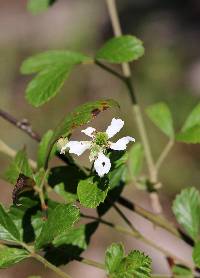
[44,99,119,165]
[5,148,32,184]
[128,143,144,178]
[193,241,200,268]
[0,244,29,268]
[117,250,152,278]
[44,222,98,266]
[77,177,110,208]
[53,222,98,249]
[176,103,200,144]
[105,243,152,278]
[9,197,59,243]
[35,204,80,249]
[0,203,21,242]
[105,243,125,274]
[182,103,200,132]
[21,50,90,74]
[96,35,144,63]
[172,187,200,241]
[172,265,193,277]
[146,102,174,138]
[176,125,200,144]
[48,165,86,203]
[27,0,56,14]
[25,64,73,107]
[37,130,56,169]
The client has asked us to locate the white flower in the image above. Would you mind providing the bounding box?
[60,118,135,177]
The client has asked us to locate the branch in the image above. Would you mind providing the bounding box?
[0,109,40,142]
[81,213,195,271]
[156,139,174,171]
[105,0,162,214]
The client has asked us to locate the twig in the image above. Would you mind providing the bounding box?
[81,213,195,271]
[117,196,180,238]
[0,108,40,142]
[156,139,174,171]
[18,242,72,278]
[76,257,105,270]
[0,139,37,169]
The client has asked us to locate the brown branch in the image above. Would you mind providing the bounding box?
[0,108,41,142]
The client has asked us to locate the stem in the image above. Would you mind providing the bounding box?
[156,139,174,171]
[105,0,161,213]
[19,242,72,278]
[81,213,195,270]
[32,253,72,278]
[77,257,105,270]
[117,196,180,238]
[0,139,37,169]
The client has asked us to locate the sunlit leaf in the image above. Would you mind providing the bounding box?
[37,130,56,169]
[146,102,174,138]
[0,204,21,243]
[27,0,56,14]
[0,244,29,268]
[96,35,144,63]
[35,204,80,249]
[105,243,152,278]
[77,177,110,208]
[128,143,144,178]
[21,50,90,74]
[172,187,200,241]
[105,243,124,274]
[5,148,32,184]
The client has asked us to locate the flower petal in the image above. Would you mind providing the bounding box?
[106,118,124,139]
[61,141,91,156]
[94,152,111,177]
[110,136,135,151]
[81,127,96,138]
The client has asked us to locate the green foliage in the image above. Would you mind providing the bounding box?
[105,243,125,274]
[44,99,119,165]
[172,187,200,241]
[77,177,110,208]
[21,50,91,107]
[176,103,200,143]
[172,265,193,277]
[128,143,144,178]
[35,204,80,249]
[0,203,21,243]
[48,165,86,203]
[96,35,144,63]
[37,130,56,169]
[5,148,32,184]
[192,241,200,268]
[44,222,99,266]
[181,103,200,131]
[8,197,43,242]
[27,0,56,14]
[105,243,152,278]
[0,244,29,268]
[146,102,174,138]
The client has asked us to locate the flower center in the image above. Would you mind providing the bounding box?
[94,132,108,147]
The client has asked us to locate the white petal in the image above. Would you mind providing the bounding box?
[106,118,124,139]
[110,136,135,151]
[61,141,91,156]
[94,152,111,177]
[81,127,96,138]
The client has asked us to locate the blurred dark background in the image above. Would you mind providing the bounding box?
[0,0,199,277]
